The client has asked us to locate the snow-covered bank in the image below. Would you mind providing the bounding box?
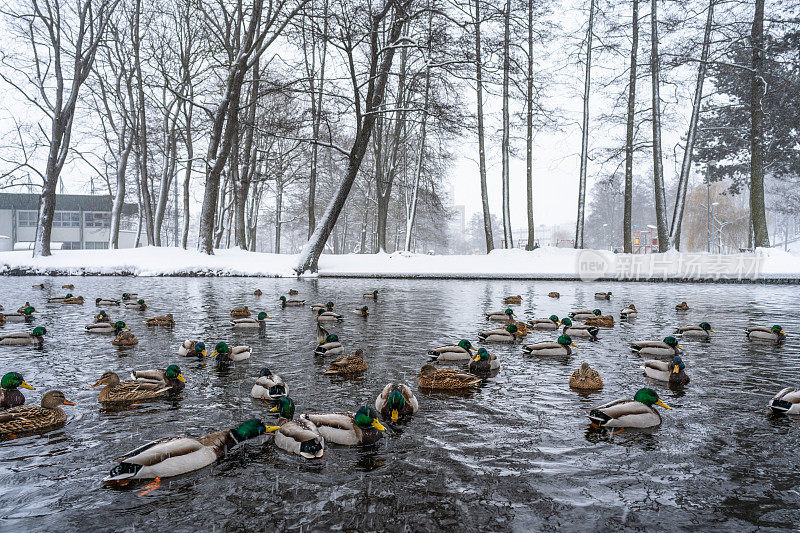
[0,246,798,281]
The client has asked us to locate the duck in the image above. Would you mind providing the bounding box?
[528,315,560,330]
[585,314,615,328]
[569,362,603,390]
[104,419,270,482]
[130,365,186,393]
[62,284,74,289]
[643,356,690,385]
[416,364,482,390]
[209,342,251,362]
[63,296,85,304]
[595,291,612,300]
[485,308,516,322]
[269,397,324,459]
[3,306,38,322]
[469,347,499,374]
[86,320,129,335]
[522,334,576,356]
[16,302,31,313]
[315,334,344,356]
[311,301,335,312]
[324,349,367,375]
[560,318,599,340]
[316,308,343,323]
[145,313,176,327]
[0,327,46,346]
[569,309,602,321]
[32,283,45,289]
[112,331,138,346]
[427,339,475,362]
[124,299,147,310]
[620,304,638,320]
[289,289,300,295]
[0,390,74,439]
[230,306,250,318]
[92,367,185,403]
[588,388,672,429]
[675,322,714,338]
[353,305,369,317]
[253,289,262,296]
[478,323,523,343]
[375,383,418,421]
[47,293,74,303]
[768,387,800,415]
[250,368,288,401]
[746,325,786,344]
[0,372,35,409]
[630,336,682,357]
[364,290,380,300]
[94,310,111,323]
[305,406,386,446]
[231,311,270,328]
[548,292,560,298]
[278,296,305,307]
[121,292,138,301]
[178,340,207,357]
[503,295,522,305]
[675,301,690,311]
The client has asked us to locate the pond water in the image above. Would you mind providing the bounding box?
[0,276,798,531]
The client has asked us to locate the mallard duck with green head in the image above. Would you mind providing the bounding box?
[47,294,74,303]
[375,383,418,421]
[416,364,482,389]
[96,297,120,306]
[570,309,602,321]
[631,336,682,357]
[0,390,74,440]
[231,311,270,328]
[209,342,252,362]
[32,283,45,289]
[251,368,288,401]
[478,323,522,343]
[469,348,499,374]
[569,362,603,390]
[529,315,560,330]
[315,333,343,356]
[316,308,343,322]
[178,340,207,357]
[3,306,38,322]
[485,308,516,323]
[104,419,270,482]
[324,349,367,375]
[124,299,147,310]
[588,388,672,428]
[643,356,690,385]
[0,372,35,408]
[0,327,46,346]
[595,291,612,300]
[675,322,714,338]
[63,295,84,304]
[268,397,324,459]
[353,306,369,317]
[427,339,475,362]
[278,296,305,307]
[130,365,186,394]
[522,334,576,356]
[94,310,111,323]
[560,318,599,340]
[311,301,335,312]
[122,292,138,301]
[364,290,380,300]
[86,320,129,335]
[306,406,386,446]
[746,325,786,344]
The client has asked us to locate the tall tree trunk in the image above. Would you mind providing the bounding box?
[236,62,260,249]
[154,101,180,245]
[575,0,594,249]
[181,101,193,249]
[750,0,769,247]
[307,0,328,239]
[623,0,638,253]
[275,179,283,254]
[524,0,535,250]
[474,0,494,252]
[109,134,134,249]
[500,0,513,249]
[134,0,155,246]
[650,0,669,251]
[669,0,714,250]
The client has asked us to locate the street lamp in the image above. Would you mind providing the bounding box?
[709,202,719,253]
[602,223,608,250]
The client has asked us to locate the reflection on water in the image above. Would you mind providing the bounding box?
[0,277,799,530]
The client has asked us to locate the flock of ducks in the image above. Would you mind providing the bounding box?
[0,282,794,492]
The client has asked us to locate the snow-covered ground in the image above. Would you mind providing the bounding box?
[0,245,798,280]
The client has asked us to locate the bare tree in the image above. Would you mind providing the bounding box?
[575,0,594,249]
[649,0,669,251]
[623,0,638,253]
[473,0,493,252]
[750,0,769,247]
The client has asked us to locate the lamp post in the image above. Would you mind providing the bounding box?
[602,223,608,250]
[710,202,719,253]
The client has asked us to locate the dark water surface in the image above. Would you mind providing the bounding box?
[0,277,799,531]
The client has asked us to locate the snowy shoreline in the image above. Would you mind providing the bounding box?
[0,246,798,282]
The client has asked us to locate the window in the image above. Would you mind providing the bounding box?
[60,242,82,250]
[17,211,37,227]
[53,211,80,227]
[84,212,110,228]
[84,241,108,250]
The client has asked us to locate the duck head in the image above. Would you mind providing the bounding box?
[663,336,682,350]
[1,372,34,391]
[699,322,714,332]
[558,334,576,347]
[194,341,207,357]
[457,339,474,352]
[354,406,386,431]
[386,390,405,422]
[270,396,295,419]
[164,365,186,383]
[232,419,270,441]
[31,326,46,337]
[633,388,671,409]
[41,390,75,408]
[549,315,560,323]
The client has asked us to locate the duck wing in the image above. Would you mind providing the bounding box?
[114,436,201,464]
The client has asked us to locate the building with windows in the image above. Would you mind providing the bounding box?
[0,193,138,251]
